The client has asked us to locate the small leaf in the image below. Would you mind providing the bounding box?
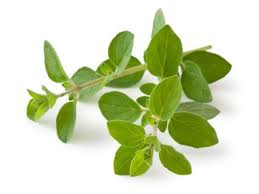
[107,120,145,148]
[159,144,192,175]
[140,83,156,95]
[42,86,57,108]
[183,51,232,83]
[144,136,161,152]
[27,98,49,121]
[114,146,139,175]
[181,61,212,103]
[27,89,46,99]
[108,31,134,73]
[130,147,153,176]
[146,25,182,78]
[169,112,218,148]
[71,67,103,101]
[99,91,142,122]
[152,8,166,38]
[177,102,220,120]
[136,96,149,107]
[44,41,69,83]
[141,111,151,127]
[149,76,182,121]
[158,120,167,132]
[97,56,144,87]
[56,101,76,143]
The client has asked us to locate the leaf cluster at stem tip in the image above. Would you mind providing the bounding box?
[27,8,231,176]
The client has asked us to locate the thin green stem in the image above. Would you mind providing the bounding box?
[57,45,212,98]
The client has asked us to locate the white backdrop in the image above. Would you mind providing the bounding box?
[0,0,258,193]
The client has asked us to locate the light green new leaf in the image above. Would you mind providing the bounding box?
[177,102,220,120]
[71,67,103,101]
[144,136,161,152]
[183,51,232,83]
[56,101,76,143]
[181,61,212,103]
[107,120,145,148]
[169,112,218,148]
[149,76,182,121]
[27,98,49,121]
[136,96,149,107]
[42,86,57,108]
[114,146,139,175]
[146,25,183,78]
[99,91,142,122]
[140,83,156,95]
[152,8,166,38]
[130,147,153,176]
[159,144,192,175]
[44,41,69,83]
[97,56,144,87]
[108,31,134,73]
[141,111,151,127]
[27,89,46,99]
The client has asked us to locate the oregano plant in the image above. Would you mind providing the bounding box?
[27,9,231,176]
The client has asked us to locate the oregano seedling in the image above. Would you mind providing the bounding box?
[27,9,232,176]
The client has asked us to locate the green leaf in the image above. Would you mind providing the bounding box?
[136,96,149,107]
[97,56,144,87]
[152,8,166,38]
[42,86,57,108]
[177,102,220,120]
[183,51,232,83]
[181,61,212,103]
[130,147,153,176]
[107,120,145,148]
[141,111,151,127]
[158,120,167,132]
[146,25,183,78]
[27,89,46,99]
[140,83,156,95]
[144,136,161,152]
[71,67,103,101]
[114,146,139,175]
[159,144,192,175]
[149,76,182,121]
[44,41,69,83]
[169,112,218,148]
[108,31,134,73]
[56,101,76,143]
[99,91,142,122]
[27,98,49,121]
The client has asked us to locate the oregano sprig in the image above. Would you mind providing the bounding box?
[27,9,231,176]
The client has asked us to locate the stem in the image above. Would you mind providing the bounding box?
[57,45,212,98]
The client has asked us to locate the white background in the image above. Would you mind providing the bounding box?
[0,0,258,193]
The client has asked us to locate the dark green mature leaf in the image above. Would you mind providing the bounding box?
[169,112,218,148]
[152,8,166,38]
[146,25,182,78]
[27,98,49,121]
[107,120,145,148]
[114,146,139,175]
[44,41,69,83]
[158,120,167,132]
[159,144,192,175]
[108,31,134,73]
[71,67,103,101]
[177,102,220,120]
[181,61,212,103]
[97,56,144,87]
[149,76,182,121]
[56,101,76,143]
[99,91,142,122]
[136,96,149,107]
[42,86,57,108]
[140,83,156,95]
[130,147,153,176]
[183,51,232,83]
